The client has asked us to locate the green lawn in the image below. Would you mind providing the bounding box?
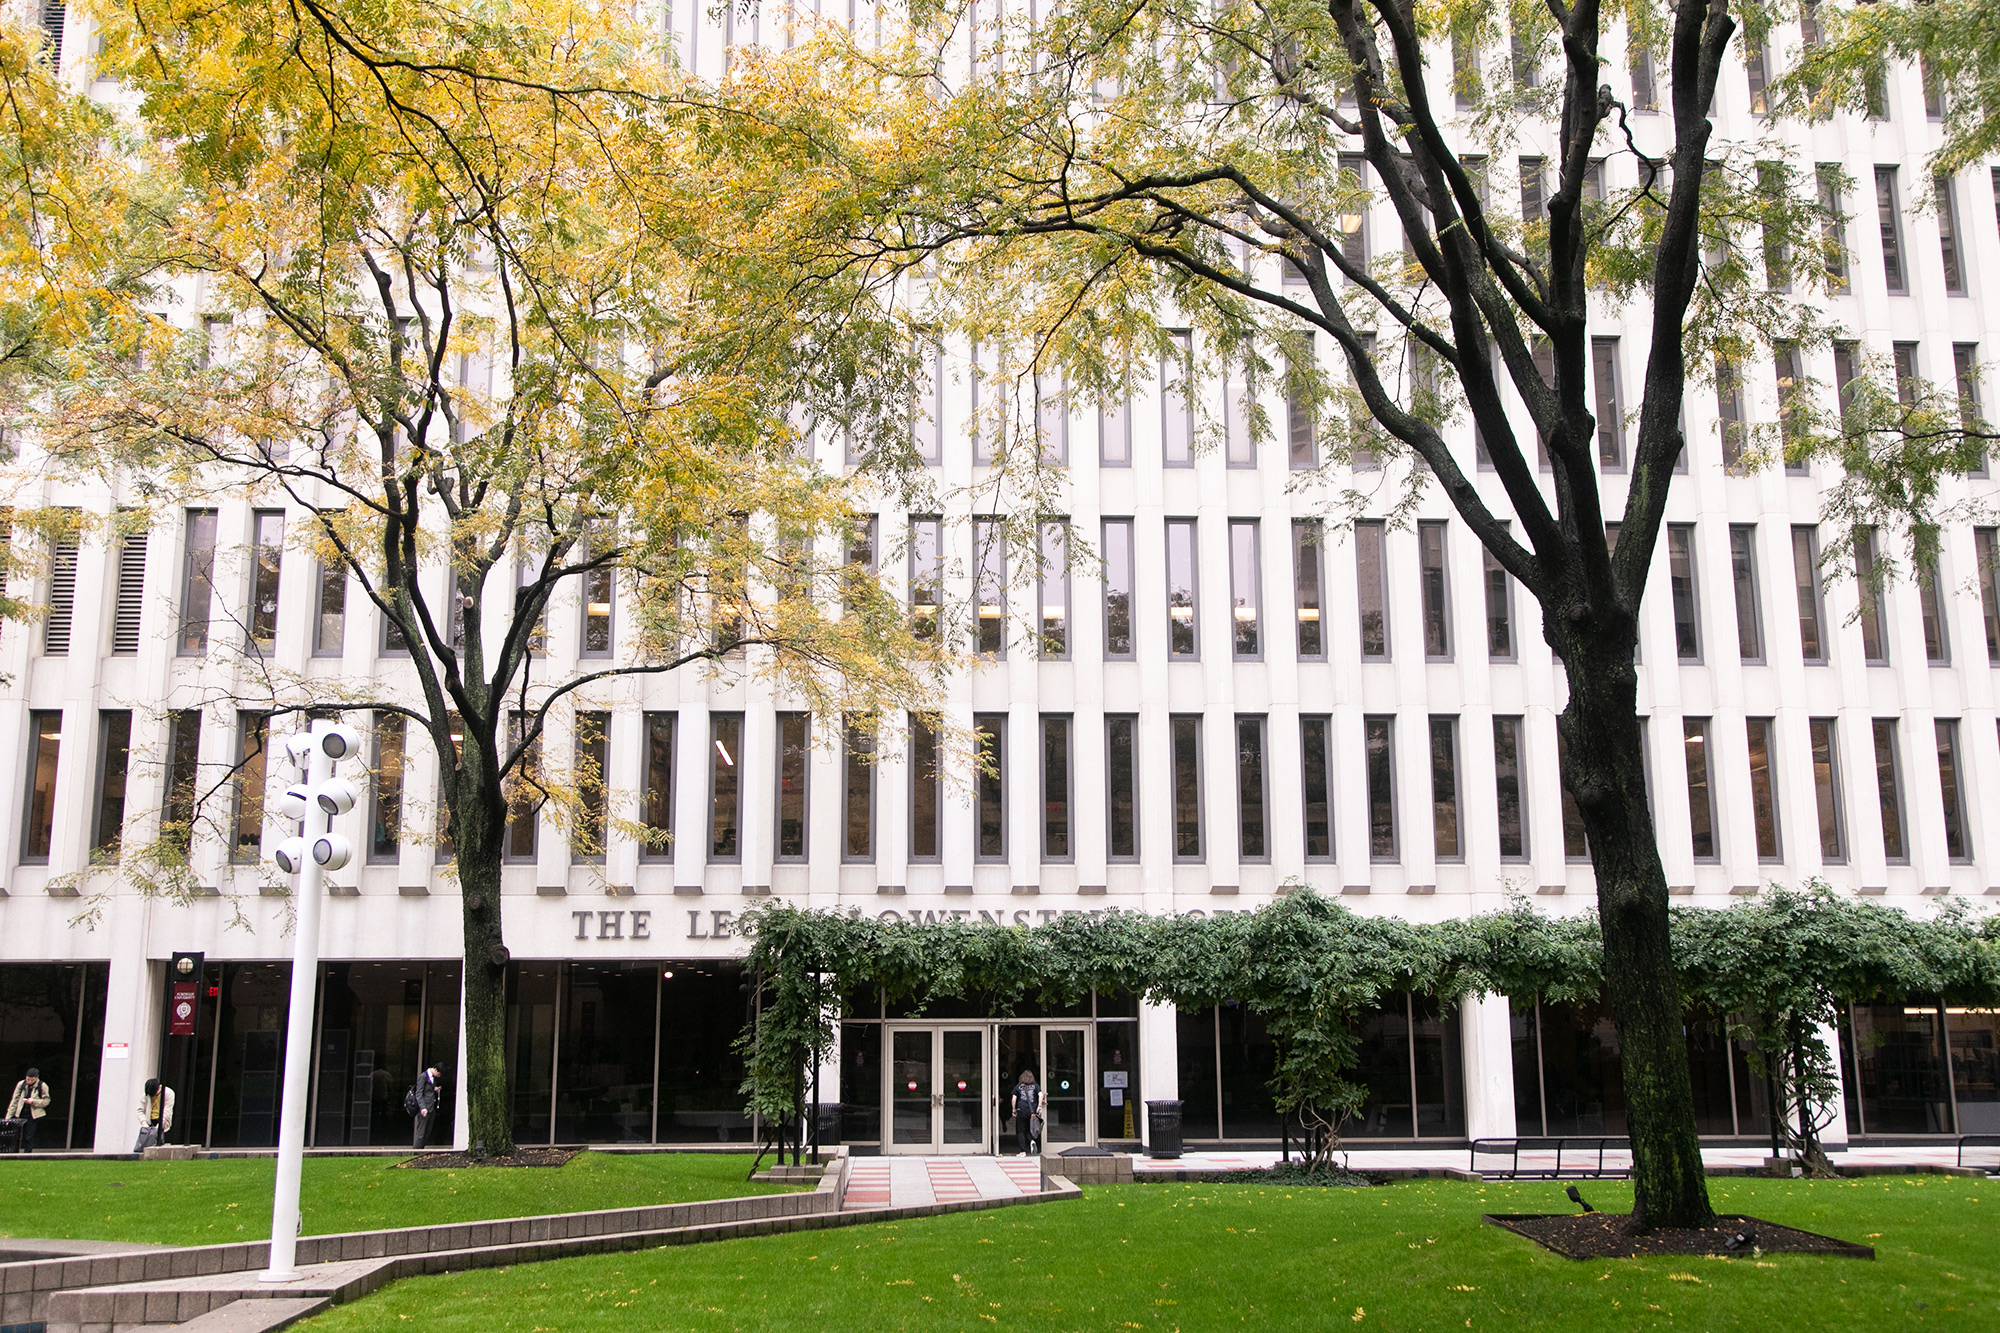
[296,1175,1995,1331]
[0,1153,791,1247]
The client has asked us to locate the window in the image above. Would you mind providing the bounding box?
[1630,45,1657,111]
[1937,720,1971,861]
[1872,718,1907,862]
[1510,19,1538,87]
[1876,167,1907,294]
[92,710,131,859]
[434,712,464,863]
[1854,526,1888,664]
[1236,716,1268,862]
[1591,338,1624,469]
[1099,386,1130,466]
[1418,521,1451,659]
[1746,717,1781,860]
[1975,528,2000,662]
[1729,525,1764,661]
[1301,716,1334,861]
[1171,715,1203,860]
[111,528,146,655]
[973,517,1006,657]
[231,712,269,864]
[1038,520,1069,658]
[43,529,76,656]
[1939,174,1967,295]
[1817,165,1848,292]
[709,712,741,862]
[1954,344,1986,475]
[1102,518,1134,659]
[1918,554,1950,664]
[1667,524,1702,661]
[1365,716,1396,861]
[514,540,545,656]
[1166,518,1199,659]
[775,711,809,861]
[843,514,877,617]
[580,540,614,660]
[844,716,874,861]
[1484,545,1516,659]
[1684,717,1717,861]
[1229,520,1261,658]
[506,712,542,861]
[1793,525,1826,662]
[163,709,200,855]
[370,712,405,863]
[574,711,608,863]
[1356,520,1388,659]
[1106,715,1138,861]
[178,509,218,655]
[1519,156,1547,226]
[1773,344,1807,473]
[22,711,60,863]
[1036,372,1068,465]
[910,713,942,861]
[1810,717,1847,862]
[972,348,997,465]
[1337,154,1369,276]
[1452,30,1477,108]
[975,714,1006,860]
[1162,331,1193,466]
[314,558,346,656]
[1832,341,1862,434]
[248,510,283,653]
[1042,715,1072,861]
[912,340,942,465]
[909,517,941,640]
[641,712,674,861]
[1761,164,1791,291]
[1225,368,1254,468]
[1557,730,1590,860]
[1494,716,1527,859]
[1894,340,1920,407]
[1716,357,1747,470]
[1287,367,1317,470]
[1923,55,1946,118]
[1292,520,1325,660]
[1746,43,1770,113]
[1429,717,1461,860]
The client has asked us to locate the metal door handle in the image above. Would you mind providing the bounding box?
[932,1093,942,1108]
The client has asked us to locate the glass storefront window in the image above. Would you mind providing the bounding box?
[1844,1002,1954,1134]
[1530,998,1626,1136]
[555,962,658,1143]
[1097,1020,1140,1141]
[507,964,558,1145]
[1949,1009,2000,1133]
[209,963,290,1148]
[1176,1004,1220,1139]
[657,962,753,1142]
[1411,994,1466,1138]
[0,962,108,1150]
[1217,1004,1283,1139]
[841,1022,882,1143]
[313,962,455,1147]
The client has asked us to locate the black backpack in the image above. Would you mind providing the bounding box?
[403,1084,422,1116]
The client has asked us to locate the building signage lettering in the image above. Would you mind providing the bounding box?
[554,902,1250,945]
[572,910,652,941]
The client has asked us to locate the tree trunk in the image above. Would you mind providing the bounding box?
[1558,640,1715,1230]
[454,798,515,1157]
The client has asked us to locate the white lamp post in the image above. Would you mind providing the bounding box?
[260,719,360,1283]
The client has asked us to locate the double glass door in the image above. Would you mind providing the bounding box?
[883,1023,1094,1153]
[889,1027,987,1153]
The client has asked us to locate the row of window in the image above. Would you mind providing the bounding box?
[38,507,2000,672]
[21,703,1980,874]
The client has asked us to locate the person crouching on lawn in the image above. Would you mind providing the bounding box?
[136,1078,174,1152]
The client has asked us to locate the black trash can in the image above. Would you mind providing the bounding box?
[1145,1100,1184,1159]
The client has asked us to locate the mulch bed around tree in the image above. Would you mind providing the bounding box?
[396,1147,582,1170]
[1484,1213,1875,1260]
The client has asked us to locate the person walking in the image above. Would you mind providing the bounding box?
[1010,1070,1042,1156]
[410,1066,443,1150]
[6,1069,52,1152]
[135,1078,174,1152]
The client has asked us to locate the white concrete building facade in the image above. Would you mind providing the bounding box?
[2,1,1996,1155]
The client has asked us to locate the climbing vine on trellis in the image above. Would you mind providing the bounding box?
[734,888,1999,1169]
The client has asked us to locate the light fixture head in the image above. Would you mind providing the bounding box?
[311,833,353,871]
[283,733,316,765]
[272,838,310,875]
[279,784,311,819]
[317,723,361,761]
[315,778,359,817]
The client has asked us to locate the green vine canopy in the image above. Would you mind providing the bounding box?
[735,888,2000,1159]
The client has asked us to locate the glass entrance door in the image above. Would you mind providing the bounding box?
[994,1024,1093,1152]
[886,1027,987,1153]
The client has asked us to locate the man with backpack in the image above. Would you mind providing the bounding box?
[1010,1070,1042,1156]
[408,1066,443,1150]
[6,1068,52,1152]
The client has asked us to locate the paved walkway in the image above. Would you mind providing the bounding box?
[843,1156,1045,1210]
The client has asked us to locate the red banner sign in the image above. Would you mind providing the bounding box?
[169,980,199,1036]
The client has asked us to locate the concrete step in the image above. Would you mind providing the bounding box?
[173,1297,330,1332]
